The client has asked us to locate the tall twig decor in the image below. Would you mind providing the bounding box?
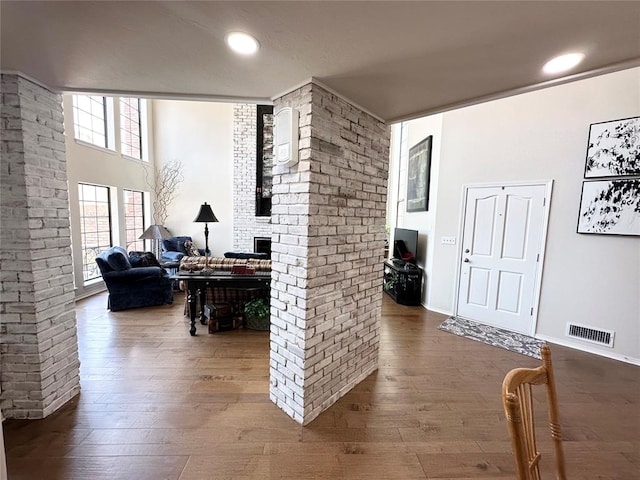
[145,160,184,225]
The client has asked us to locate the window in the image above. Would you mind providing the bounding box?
[256,104,274,216]
[78,183,112,282]
[71,95,145,159]
[120,97,143,159]
[123,189,145,252]
[73,95,109,148]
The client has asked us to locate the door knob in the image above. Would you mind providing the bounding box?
[463,258,470,263]
[464,249,470,253]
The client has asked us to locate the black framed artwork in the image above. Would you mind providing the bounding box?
[406,135,433,212]
[577,179,640,236]
[584,116,640,178]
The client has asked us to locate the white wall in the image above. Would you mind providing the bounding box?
[422,67,639,362]
[388,116,443,306]
[152,100,234,257]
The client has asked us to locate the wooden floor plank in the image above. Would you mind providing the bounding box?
[3,291,639,479]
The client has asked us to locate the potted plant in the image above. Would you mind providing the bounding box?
[244,298,270,330]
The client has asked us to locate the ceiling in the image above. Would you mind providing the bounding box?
[1,1,639,123]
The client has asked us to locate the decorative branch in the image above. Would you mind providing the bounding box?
[145,160,184,225]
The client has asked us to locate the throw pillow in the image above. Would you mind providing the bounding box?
[107,251,132,271]
[143,251,162,267]
[177,237,192,255]
[128,251,146,268]
[184,240,201,257]
[224,251,268,260]
[129,251,162,268]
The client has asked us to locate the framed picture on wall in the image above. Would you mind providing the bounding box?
[406,135,433,212]
[584,116,640,178]
[577,179,640,235]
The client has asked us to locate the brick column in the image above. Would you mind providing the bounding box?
[270,82,390,424]
[232,104,271,251]
[0,74,80,419]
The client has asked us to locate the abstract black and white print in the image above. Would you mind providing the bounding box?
[577,179,640,236]
[585,116,640,178]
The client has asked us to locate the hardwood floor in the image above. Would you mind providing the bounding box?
[4,292,639,479]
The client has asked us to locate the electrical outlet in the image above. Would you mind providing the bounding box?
[441,236,456,245]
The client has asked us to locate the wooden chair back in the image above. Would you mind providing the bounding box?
[501,344,566,480]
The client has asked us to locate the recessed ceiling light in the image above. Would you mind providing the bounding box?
[225,32,260,55]
[542,53,585,75]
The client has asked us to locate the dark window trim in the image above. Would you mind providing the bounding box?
[73,95,109,149]
[79,182,113,282]
[101,98,108,148]
[123,188,146,251]
[120,97,143,159]
[256,104,273,217]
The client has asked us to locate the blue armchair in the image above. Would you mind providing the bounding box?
[95,246,173,311]
[161,236,206,263]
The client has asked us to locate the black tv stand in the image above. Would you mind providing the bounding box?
[391,258,406,268]
[382,259,423,306]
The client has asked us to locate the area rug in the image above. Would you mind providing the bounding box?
[438,316,544,359]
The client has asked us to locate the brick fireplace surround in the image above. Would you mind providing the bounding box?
[254,237,272,258]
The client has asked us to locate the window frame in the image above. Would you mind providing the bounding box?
[72,95,115,150]
[256,104,274,217]
[120,97,144,161]
[123,189,146,252]
[78,183,113,283]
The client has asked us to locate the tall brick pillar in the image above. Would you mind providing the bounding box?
[270,82,390,424]
[0,74,80,419]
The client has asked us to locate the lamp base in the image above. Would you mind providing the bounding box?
[200,253,213,274]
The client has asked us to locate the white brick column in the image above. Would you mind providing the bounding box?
[0,74,80,419]
[270,82,390,425]
[232,104,271,252]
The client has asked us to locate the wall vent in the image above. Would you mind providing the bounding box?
[566,322,614,348]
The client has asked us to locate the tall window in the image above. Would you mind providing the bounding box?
[256,105,274,216]
[120,97,143,159]
[123,189,145,252]
[73,95,109,148]
[78,183,112,282]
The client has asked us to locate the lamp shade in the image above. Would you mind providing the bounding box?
[194,202,219,223]
[139,224,171,240]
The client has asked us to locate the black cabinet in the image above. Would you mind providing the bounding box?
[383,260,423,306]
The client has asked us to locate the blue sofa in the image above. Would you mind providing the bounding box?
[95,246,173,311]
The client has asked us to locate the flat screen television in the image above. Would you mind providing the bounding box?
[393,228,418,263]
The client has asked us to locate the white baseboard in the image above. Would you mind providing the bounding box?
[536,334,640,366]
[423,304,453,316]
[75,283,107,301]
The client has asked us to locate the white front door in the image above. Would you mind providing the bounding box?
[456,183,549,335]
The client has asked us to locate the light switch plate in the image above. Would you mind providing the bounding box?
[441,236,456,245]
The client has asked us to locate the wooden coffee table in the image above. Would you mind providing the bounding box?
[171,271,271,335]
